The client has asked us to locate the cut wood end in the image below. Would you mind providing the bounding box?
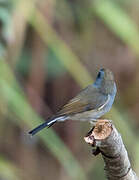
[84,119,112,145]
[93,119,112,140]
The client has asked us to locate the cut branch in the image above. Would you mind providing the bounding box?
[84,119,139,180]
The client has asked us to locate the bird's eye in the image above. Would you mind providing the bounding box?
[97,69,104,79]
[97,72,101,78]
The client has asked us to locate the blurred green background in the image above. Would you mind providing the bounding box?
[0,0,139,179]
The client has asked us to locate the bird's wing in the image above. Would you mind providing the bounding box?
[57,86,109,116]
[57,97,89,115]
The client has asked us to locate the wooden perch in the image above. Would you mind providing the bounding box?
[84,119,139,180]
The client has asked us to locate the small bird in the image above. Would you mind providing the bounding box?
[29,68,116,136]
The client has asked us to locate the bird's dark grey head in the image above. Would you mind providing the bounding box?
[94,68,115,94]
[97,68,105,80]
[97,68,114,82]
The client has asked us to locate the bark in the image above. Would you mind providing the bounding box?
[84,119,139,180]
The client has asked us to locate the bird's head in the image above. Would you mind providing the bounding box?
[97,68,114,81]
[95,68,116,94]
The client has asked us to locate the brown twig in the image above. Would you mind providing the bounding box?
[84,119,139,180]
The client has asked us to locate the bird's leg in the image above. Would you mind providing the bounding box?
[90,119,112,124]
[90,119,98,127]
[90,119,98,123]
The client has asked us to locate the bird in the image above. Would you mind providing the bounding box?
[29,68,116,136]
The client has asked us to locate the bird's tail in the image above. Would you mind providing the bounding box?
[28,116,67,136]
[28,118,57,136]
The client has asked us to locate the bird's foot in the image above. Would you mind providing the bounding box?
[90,119,98,127]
